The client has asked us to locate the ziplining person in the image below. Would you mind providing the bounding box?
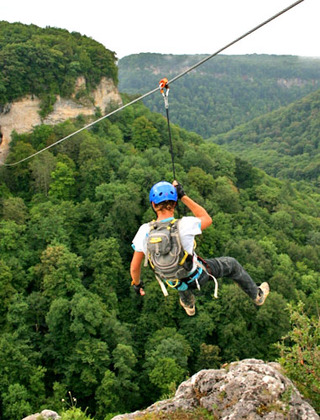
[130,181,269,315]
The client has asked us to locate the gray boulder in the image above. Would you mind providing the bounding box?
[112,359,319,419]
[22,409,61,420]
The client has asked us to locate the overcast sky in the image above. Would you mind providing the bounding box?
[1,0,319,60]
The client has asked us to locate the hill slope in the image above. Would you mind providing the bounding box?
[0,21,118,115]
[209,88,320,184]
[118,53,320,138]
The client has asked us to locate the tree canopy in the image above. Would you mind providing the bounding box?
[0,24,319,418]
[1,95,320,418]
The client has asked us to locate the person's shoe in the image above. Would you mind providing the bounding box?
[179,298,196,316]
[254,282,270,306]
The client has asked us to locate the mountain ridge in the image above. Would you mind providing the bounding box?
[118,53,320,138]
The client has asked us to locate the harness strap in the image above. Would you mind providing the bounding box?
[155,274,169,296]
[196,256,218,299]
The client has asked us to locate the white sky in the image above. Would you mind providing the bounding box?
[1,0,319,60]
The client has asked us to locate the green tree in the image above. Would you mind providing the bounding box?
[144,328,192,397]
[96,181,142,243]
[213,176,241,213]
[38,244,83,300]
[277,302,320,413]
[27,202,72,249]
[95,370,120,417]
[0,260,16,325]
[149,357,185,396]
[2,383,32,420]
[49,161,76,200]
[112,344,139,410]
[131,116,161,151]
[85,237,126,302]
[195,343,221,371]
[2,141,35,194]
[29,151,56,195]
[2,196,28,224]
[0,220,29,292]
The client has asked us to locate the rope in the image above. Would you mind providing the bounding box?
[159,79,176,179]
[165,106,176,179]
[1,0,305,167]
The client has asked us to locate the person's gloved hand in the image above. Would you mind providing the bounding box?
[131,280,145,296]
[173,181,186,199]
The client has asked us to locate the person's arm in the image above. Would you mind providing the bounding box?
[130,251,144,285]
[173,180,212,230]
[181,195,212,230]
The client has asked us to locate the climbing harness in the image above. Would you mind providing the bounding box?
[0,0,305,167]
[144,215,219,298]
[153,254,219,299]
[144,216,218,296]
[159,78,176,179]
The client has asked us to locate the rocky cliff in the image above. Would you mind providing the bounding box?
[112,359,319,420]
[0,76,122,164]
[21,359,319,420]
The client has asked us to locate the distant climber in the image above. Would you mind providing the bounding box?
[130,181,269,315]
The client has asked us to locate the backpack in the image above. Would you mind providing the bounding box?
[146,218,193,283]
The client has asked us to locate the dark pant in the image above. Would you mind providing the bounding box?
[179,257,259,307]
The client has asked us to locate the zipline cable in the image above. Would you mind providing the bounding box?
[166,0,305,86]
[1,0,305,168]
[1,88,160,167]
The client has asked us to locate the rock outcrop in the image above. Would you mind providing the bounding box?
[0,76,122,164]
[112,359,319,420]
[22,409,61,420]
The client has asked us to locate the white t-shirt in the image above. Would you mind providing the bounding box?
[132,216,202,272]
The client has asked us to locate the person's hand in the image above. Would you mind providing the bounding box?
[131,280,145,296]
[173,180,186,199]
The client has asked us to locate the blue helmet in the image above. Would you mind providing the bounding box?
[149,181,178,204]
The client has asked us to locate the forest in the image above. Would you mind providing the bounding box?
[209,88,320,187]
[1,99,320,419]
[0,23,319,420]
[118,53,320,138]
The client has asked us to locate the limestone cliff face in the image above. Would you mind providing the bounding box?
[112,359,319,420]
[0,76,122,163]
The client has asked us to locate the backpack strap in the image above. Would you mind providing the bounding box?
[175,219,193,268]
[144,220,156,268]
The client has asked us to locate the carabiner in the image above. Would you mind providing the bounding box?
[159,78,169,109]
[159,77,169,94]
